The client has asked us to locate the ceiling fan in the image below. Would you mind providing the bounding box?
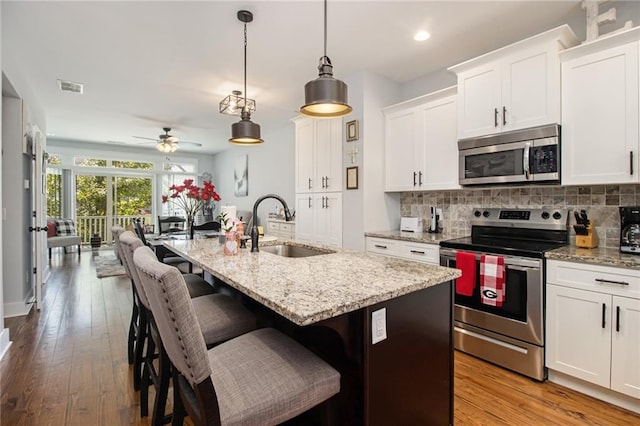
[132,127,203,152]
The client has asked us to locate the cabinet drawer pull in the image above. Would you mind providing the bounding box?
[494,108,499,127]
[502,106,507,126]
[616,306,621,332]
[374,244,388,249]
[595,278,629,286]
[410,250,425,255]
[601,303,606,329]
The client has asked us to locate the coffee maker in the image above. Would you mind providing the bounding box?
[428,206,441,233]
[620,206,640,254]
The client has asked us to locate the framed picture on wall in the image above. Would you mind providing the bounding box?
[234,155,248,197]
[346,120,359,142]
[346,166,358,190]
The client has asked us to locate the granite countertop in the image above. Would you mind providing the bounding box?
[546,246,640,270]
[163,239,460,326]
[365,230,460,245]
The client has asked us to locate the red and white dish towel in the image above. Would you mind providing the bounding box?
[480,254,506,307]
[455,251,476,296]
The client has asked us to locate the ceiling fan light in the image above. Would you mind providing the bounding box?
[157,141,177,153]
[229,115,263,145]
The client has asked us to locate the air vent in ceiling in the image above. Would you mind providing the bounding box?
[57,79,83,94]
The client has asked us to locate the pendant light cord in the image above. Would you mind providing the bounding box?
[243,22,248,114]
[323,0,327,59]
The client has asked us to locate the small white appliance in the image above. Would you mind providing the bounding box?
[400,217,423,233]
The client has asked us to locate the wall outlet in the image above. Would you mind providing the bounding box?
[371,308,387,344]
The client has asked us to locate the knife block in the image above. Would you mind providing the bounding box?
[576,224,599,249]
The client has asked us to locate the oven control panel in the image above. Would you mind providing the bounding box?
[471,208,568,230]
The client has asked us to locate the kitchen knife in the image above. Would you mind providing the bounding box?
[580,210,590,226]
[574,211,582,224]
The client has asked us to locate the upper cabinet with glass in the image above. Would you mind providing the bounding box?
[448,25,579,140]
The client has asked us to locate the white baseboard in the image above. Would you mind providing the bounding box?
[548,370,640,414]
[0,328,11,360]
[3,295,35,318]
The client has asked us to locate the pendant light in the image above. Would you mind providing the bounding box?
[300,0,352,118]
[229,10,263,145]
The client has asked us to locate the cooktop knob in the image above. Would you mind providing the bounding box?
[474,210,481,217]
[552,211,562,220]
[483,210,490,218]
[541,211,550,220]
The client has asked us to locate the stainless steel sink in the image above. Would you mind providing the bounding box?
[260,244,334,258]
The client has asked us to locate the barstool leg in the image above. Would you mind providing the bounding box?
[152,345,171,426]
[128,284,139,366]
[140,327,155,418]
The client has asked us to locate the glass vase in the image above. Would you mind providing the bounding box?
[223,231,238,256]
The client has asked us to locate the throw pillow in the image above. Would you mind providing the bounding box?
[46,220,57,238]
[55,219,76,236]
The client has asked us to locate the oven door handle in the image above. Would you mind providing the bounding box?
[523,142,531,180]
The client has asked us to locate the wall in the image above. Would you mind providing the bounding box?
[210,122,295,227]
[400,184,640,249]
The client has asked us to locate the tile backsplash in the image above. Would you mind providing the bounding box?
[400,185,640,249]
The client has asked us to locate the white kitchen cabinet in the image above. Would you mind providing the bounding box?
[266,219,295,240]
[546,260,640,400]
[365,236,439,265]
[384,87,459,192]
[560,27,640,186]
[448,25,578,139]
[294,116,342,193]
[295,193,342,248]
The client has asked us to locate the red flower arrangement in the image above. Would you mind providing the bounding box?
[161,179,221,224]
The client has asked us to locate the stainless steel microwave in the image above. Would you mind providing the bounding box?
[458,124,560,186]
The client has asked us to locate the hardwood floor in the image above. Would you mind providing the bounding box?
[2,249,639,425]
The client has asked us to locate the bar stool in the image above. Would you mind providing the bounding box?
[133,246,341,426]
[120,232,256,424]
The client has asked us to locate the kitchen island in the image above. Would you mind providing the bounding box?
[163,238,460,425]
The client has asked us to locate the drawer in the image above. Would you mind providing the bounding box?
[366,237,399,257]
[547,260,640,299]
[280,223,294,233]
[398,242,439,265]
[267,222,280,233]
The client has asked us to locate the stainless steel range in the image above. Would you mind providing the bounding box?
[440,208,568,381]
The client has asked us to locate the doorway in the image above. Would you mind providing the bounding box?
[74,173,152,245]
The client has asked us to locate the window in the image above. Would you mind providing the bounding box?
[74,157,107,167]
[46,168,63,218]
[160,174,197,217]
[163,162,195,173]
[112,160,154,170]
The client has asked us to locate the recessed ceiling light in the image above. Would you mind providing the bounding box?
[414,31,431,42]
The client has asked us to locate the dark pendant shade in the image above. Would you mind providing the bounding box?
[301,75,352,118]
[229,115,263,145]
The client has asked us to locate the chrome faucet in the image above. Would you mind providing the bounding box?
[251,194,292,252]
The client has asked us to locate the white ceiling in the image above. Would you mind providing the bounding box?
[2,1,589,154]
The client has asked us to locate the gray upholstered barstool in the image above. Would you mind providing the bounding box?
[133,245,341,426]
[120,232,256,423]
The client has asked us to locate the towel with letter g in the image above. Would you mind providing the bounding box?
[480,254,505,307]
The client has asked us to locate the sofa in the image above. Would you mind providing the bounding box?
[47,218,81,259]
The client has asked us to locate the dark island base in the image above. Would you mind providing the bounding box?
[220,278,454,426]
